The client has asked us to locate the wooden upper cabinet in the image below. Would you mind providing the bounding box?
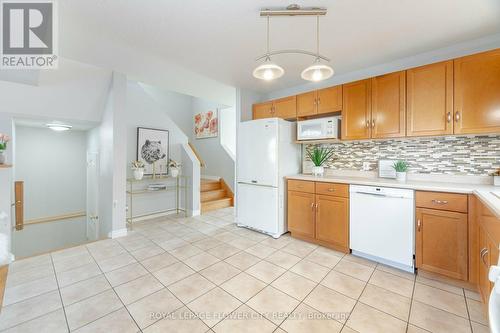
[287,191,315,238]
[342,79,371,140]
[315,195,349,250]
[454,49,500,134]
[415,208,468,280]
[371,71,406,138]
[317,85,343,115]
[297,91,317,117]
[407,61,453,137]
[274,96,297,119]
[253,102,273,120]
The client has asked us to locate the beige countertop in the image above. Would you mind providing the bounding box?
[286,173,500,219]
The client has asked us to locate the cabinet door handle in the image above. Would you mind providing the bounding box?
[371,120,375,128]
[431,199,448,205]
[455,111,460,122]
[313,98,317,106]
[447,112,452,123]
[315,203,319,212]
[366,120,370,129]
[481,248,489,266]
[317,97,321,105]
[417,219,421,232]
[311,202,315,211]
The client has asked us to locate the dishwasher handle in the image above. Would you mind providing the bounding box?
[354,191,387,198]
[353,191,407,199]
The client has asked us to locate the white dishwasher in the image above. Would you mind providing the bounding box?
[350,185,415,272]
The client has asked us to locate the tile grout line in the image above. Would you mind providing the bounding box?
[49,251,71,333]
[405,268,418,333]
[82,238,146,332]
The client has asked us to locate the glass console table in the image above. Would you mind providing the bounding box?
[126,175,188,229]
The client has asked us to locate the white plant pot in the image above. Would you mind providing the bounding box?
[494,176,500,186]
[133,168,144,180]
[170,168,179,178]
[396,172,407,182]
[312,166,324,177]
[0,151,4,165]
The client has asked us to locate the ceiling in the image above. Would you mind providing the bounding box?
[60,0,500,93]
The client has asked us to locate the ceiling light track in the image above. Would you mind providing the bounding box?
[255,50,330,62]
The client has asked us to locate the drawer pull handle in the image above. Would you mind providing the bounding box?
[431,200,448,205]
[328,188,335,192]
[481,248,489,266]
[417,219,421,232]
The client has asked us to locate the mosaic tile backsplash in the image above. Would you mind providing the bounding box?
[304,135,500,176]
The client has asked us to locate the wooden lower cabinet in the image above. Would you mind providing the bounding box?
[477,203,500,305]
[315,195,349,250]
[287,180,349,252]
[287,190,315,238]
[415,207,468,280]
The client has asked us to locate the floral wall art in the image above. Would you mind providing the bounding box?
[194,109,218,139]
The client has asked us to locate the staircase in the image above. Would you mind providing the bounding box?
[201,178,233,213]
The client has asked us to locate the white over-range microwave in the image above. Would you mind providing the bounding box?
[297,116,341,141]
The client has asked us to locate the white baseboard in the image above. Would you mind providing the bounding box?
[190,209,200,217]
[108,228,128,239]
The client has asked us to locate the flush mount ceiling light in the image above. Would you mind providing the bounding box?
[253,4,334,82]
[46,123,72,131]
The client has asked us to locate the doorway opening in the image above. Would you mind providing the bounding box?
[11,118,100,258]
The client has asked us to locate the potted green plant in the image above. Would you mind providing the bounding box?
[393,160,409,182]
[168,159,181,178]
[492,168,500,186]
[306,146,334,176]
[0,133,10,165]
[131,160,145,180]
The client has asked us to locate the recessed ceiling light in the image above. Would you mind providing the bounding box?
[46,123,72,131]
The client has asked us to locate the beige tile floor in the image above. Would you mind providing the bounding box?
[0,207,490,333]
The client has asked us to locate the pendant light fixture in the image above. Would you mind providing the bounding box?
[252,15,284,81]
[301,16,334,82]
[253,5,334,82]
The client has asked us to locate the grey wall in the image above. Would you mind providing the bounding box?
[191,98,235,190]
[125,81,190,218]
[304,135,500,176]
[13,125,88,257]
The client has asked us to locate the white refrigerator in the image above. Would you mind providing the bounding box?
[236,118,301,238]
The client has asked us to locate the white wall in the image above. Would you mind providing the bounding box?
[220,107,236,159]
[98,72,128,239]
[0,59,111,122]
[12,126,88,258]
[0,114,14,263]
